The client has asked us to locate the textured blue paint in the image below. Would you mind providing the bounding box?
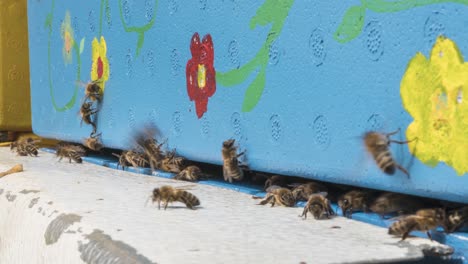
[28,1,468,203]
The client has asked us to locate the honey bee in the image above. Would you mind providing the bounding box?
[257,186,296,207]
[160,150,187,173]
[151,185,200,210]
[174,165,204,182]
[222,139,246,183]
[364,129,415,178]
[300,192,334,220]
[11,137,40,157]
[370,192,425,218]
[445,206,468,233]
[82,80,103,102]
[264,175,288,190]
[112,151,148,170]
[56,144,84,163]
[83,133,103,151]
[290,182,328,201]
[338,190,373,218]
[134,126,166,172]
[79,102,97,132]
[388,208,446,241]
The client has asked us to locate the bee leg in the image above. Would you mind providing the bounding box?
[390,139,414,145]
[164,201,169,210]
[395,164,410,178]
[386,129,401,136]
[236,151,245,158]
[401,232,410,241]
[158,200,161,210]
[300,207,308,219]
[271,198,276,207]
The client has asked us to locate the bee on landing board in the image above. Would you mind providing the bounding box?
[300,192,334,220]
[257,186,296,207]
[56,143,85,163]
[174,165,204,182]
[112,151,148,170]
[83,133,103,151]
[369,192,426,218]
[11,137,40,157]
[151,185,200,210]
[160,149,187,173]
[338,190,374,218]
[222,139,247,183]
[290,182,328,201]
[134,126,166,172]
[388,208,446,241]
[444,206,468,233]
[363,129,416,178]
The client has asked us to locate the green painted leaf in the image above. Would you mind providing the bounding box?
[334,5,366,43]
[136,33,144,57]
[242,68,266,112]
[79,38,85,54]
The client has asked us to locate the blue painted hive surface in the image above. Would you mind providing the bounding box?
[27,0,468,203]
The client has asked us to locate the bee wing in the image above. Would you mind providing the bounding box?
[317,191,328,197]
[175,184,197,190]
[287,183,302,188]
[265,185,282,193]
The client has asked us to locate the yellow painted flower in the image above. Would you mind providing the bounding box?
[400,36,468,175]
[91,36,110,91]
[61,11,74,64]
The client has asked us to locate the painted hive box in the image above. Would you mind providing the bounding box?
[27,0,468,203]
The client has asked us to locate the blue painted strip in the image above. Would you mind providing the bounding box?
[40,148,468,263]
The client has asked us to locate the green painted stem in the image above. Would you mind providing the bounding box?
[46,0,81,112]
[118,0,158,57]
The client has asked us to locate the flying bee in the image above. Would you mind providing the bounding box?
[300,192,334,220]
[112,151,148,170]
[222,139,246,183]
[364,129,416,178]
[174,165,205,182]
[290,182,328,201]
[83,133,103,151]
[257,186,296,207]
[338,190,374,218]
[388,208,446,241]
[134,126,166,172]
[79,80,103,102]
[160,149,187,173]
[445,206,468,233]
[151,185,200,210]
[79,101,97,132]
[370,192,426,218]
[56,142,85,163]
[264,175,288,190]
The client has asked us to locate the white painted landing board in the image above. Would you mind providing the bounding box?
[0,148,451,264]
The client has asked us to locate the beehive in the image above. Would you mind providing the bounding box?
[27,0,468,203]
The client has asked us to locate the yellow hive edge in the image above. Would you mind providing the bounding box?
[0,0,32,131]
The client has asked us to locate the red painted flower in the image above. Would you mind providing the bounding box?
[186,32,216,118]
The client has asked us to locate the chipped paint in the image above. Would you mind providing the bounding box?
[47,201,53,205]
[19,189,40,194]
[29,197,40,208]
[5,191,16,202]
[78,229,156,264]
[0,189,4,195]
[44,213,82,245]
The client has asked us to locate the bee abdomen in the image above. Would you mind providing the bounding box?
[375,151,396,175]
[69,152,83,163]
[179,191,200,208]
